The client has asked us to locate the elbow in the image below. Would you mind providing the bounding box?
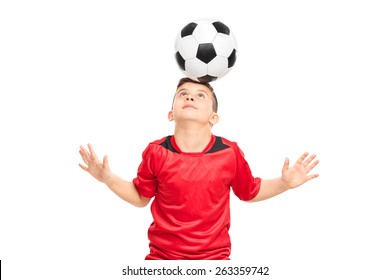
[133,201,148,208]
[246,186,262,203]
[244,179,262,203]
[247,196,261,203]
[132,196,151,208]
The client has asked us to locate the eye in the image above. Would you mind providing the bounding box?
[179,91,187,97]
[197,93,205,99]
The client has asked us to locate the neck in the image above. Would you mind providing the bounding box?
[173,125,212,153]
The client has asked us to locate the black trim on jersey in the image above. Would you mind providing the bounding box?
[206,136,230,154]
[160,135,180,153]
[159,135,230,154]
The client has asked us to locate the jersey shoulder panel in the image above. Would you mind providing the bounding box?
[219,137,238,147]
[206,136,231,154]
[155,135,180,153]
[219,137,242,153]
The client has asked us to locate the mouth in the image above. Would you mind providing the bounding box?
[183,105,197,109]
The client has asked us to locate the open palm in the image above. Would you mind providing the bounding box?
[79,144,111,183]
[282,152,319,189]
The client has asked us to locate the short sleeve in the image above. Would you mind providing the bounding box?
[133,144,159,198]
[230,144,261,201]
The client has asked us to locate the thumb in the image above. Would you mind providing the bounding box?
[103,155,110,170]
[282,157,289,173]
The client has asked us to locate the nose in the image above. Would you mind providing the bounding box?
[186,97,194,101]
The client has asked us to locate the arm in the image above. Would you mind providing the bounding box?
[79,144,151,208]
[249,152,319,202]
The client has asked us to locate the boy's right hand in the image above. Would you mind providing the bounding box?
[79,144,112,184]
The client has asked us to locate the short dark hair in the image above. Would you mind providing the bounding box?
[175,77,218,113]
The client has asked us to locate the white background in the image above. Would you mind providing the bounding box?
[1,0,389,279]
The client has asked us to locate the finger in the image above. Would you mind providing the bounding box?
[282,157,289,173]
[302,154,317,168]
[103,155,110,170]
[79,150,90,165]
[79,163,89,171]
[305,159,319,174]
[79,145,90,157]
[79,145,92,163]
[87,143,99,161]
[296,152,309,165]
[306,173,319,181]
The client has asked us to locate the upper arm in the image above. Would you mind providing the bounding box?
[133,144,159,199]
[137,195,152,208]
[230,145,261,201]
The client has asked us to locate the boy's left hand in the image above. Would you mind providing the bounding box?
[281,152,319,189]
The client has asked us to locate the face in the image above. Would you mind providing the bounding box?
[168,82,219,126]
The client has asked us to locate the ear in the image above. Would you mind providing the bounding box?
[209,113,219,126]
[168,111,174,121]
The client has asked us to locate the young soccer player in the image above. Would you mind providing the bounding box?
[79,77,319,260]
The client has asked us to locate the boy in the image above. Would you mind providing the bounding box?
[79,77,319,260]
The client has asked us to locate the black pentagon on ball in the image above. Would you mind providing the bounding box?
[228,49,237,68]
[175,52,186,70]
[212,21,230,35]
[196,43,217,64]
[181,22,198,37]
[198,75,218,83]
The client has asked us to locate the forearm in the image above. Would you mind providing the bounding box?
[249,177,289,202]
[104,174,150,207]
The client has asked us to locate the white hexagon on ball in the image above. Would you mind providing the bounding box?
[185,58,208,78]
[192,23,218,43]
[207,56,228,77]
[213,34,236,57]
[175,35,198,60]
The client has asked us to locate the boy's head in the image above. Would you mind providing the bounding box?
[175,78,218,113]
[168,77,219,127]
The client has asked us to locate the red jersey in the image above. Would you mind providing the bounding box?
[133,135,261,260]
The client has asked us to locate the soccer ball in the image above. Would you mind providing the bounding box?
[174,19,237,83]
